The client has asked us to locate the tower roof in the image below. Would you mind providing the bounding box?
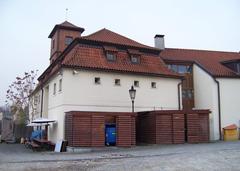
[48,21,85,38]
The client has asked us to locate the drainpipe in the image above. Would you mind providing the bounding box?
[177,82,182,110]
[40,88,44,118]
[213,78,222,140]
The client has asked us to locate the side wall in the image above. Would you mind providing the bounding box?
[217,78,240,128]
[193,64,219,140]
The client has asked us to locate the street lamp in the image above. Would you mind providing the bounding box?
[129,85,136,112]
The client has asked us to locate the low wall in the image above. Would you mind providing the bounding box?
[137,110,210,144]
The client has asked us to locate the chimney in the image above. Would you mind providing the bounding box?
[154,34,165,50]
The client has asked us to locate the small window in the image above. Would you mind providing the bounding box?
[53,83,56,95]
[65,36,73,46]
[134,80,139,87]
[59,79,62,92]
[106,52,116,61]
[151,82,156,88]
[114,79,121,86]
[95,77,101,84]
[131,55,140,64]
[52,39,55,49]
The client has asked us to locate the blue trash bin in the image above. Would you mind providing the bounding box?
[105,124,116,146]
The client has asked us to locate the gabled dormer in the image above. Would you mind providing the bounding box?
[48,21,85,64]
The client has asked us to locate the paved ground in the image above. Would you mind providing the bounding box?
[0,141,240,171]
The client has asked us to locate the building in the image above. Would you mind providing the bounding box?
[30,21,182,144]
[30,21,239,144]
[160,48,240,140]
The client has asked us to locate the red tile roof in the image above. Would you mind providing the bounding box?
[161,48,240,77]
[61,44,180,78]
[83,28,157,50]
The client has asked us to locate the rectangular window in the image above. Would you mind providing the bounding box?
[237,63,240,73]
[151,82,156,88]
[59,79,62,92]
[131,55,140,64]
[52,39,55,49]
[53,83,56,95]
[106,52,116,61]
[114,79,121,86]
[95,77,101,84]
[134,80,139,87]
[65,36,73,46]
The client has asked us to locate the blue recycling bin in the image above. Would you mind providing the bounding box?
[105,124,116,145]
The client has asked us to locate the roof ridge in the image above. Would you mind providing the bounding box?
[166,48,239,54]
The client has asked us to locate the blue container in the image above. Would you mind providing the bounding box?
[105,124,116,145]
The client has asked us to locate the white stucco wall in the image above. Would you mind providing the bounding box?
[193,64,220,141]
[63,69,180,112]
[217,78,240,128]
[41,68,181,142]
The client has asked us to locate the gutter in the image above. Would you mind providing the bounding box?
[213,78,222,140]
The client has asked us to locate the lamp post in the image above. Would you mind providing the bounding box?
[129,86,136,112]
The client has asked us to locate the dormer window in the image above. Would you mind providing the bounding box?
[65,36,73,46]
[131,55,140,64]
[223,61,240,74]
[106,52,116,61]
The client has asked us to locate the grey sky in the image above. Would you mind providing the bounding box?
[0,0,239,106]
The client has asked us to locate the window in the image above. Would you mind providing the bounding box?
[53,83,56,95]
[106,52,116,61]
[114,79,121,86]
[59,79,62,92]
[131,55,140,64]
[65,36,73,46]
[95,77,101,84]
[151,82,156,88]
[134,80,139,87]
[168,64,192,74]
[52,39,55,49]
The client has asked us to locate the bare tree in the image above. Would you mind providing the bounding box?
[6,70,38,124]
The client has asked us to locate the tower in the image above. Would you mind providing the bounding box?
[48,21,85,63]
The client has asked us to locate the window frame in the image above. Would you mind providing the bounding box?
[53,83,56,95]
[65,36,73,46]
[130,55,140,64]
[94,77,101,85]
[134,80,139,87]
[151,82,157,88]
[106,52,117,62]
[114,79,121,86]
[59,79,62,92]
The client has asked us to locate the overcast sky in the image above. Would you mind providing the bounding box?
[0,0,239,106]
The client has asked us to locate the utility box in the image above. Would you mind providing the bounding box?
[223,124,238,141]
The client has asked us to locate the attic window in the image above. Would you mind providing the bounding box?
[131,55,140,64]
[106,52,116,61]
[65,36,73,46]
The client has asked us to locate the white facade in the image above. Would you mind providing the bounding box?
[193,64,240,141]
[193,64,219,140]
[32,68,181,142]
[217,78,240,128]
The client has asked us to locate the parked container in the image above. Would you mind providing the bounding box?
[223,124,238,141]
